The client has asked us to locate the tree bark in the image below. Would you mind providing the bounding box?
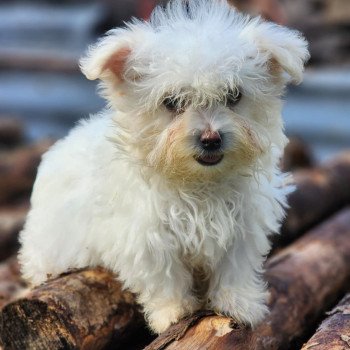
[0,257,27,309]
[279,151,350,246]
[0,268,145,350]
[145,208,350,350]
[301,293,350,350]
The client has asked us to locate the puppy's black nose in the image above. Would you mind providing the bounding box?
[200,130,222,151]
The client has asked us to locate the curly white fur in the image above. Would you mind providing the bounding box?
[19,0,309,333]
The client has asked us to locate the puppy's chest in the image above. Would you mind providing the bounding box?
[163,197,237,264]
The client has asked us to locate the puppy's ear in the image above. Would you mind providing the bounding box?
[79,30,134,83]
[243,21,310,84]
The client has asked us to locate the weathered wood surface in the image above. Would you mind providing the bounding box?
[0,257,27,309]
[0,268,145,350]
[145,208,350,350]
[279,151,350,246]
[0,141,52,205]
[301,293,350,350]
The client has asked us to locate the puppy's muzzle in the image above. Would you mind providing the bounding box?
[200,130,222,152]
[195,130,224,166]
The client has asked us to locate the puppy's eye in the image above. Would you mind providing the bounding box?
[163,97,185,114]
[226,90,242,109]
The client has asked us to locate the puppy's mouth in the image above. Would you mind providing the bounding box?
[195,154,224,166]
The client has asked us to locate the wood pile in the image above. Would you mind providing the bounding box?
[0,120,349,349]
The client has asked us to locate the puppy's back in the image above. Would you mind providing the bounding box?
[19,113,117,285]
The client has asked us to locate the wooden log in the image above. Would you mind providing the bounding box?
[0,140,53,205]
[0,257,27,309]
[279,151,350,246]
[145,207,350,350]
[301,293,350,350]
[0,206,28,261]
[0,268,146,350]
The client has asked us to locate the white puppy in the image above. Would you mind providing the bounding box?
[19,0,309,333]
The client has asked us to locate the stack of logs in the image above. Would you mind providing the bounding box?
[0,118,349,350]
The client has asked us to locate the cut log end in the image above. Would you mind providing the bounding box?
[1,299,77,349]
[0,268,145,350]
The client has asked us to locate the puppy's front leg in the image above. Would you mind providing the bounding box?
[208,235,270,328]
[116,240,199,334]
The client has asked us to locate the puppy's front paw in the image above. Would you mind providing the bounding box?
[147,304,187,334]
[210,288,269,328]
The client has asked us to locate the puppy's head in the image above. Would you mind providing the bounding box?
[80,0,309,184]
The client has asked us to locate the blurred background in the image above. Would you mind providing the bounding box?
[0,0,349,161]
